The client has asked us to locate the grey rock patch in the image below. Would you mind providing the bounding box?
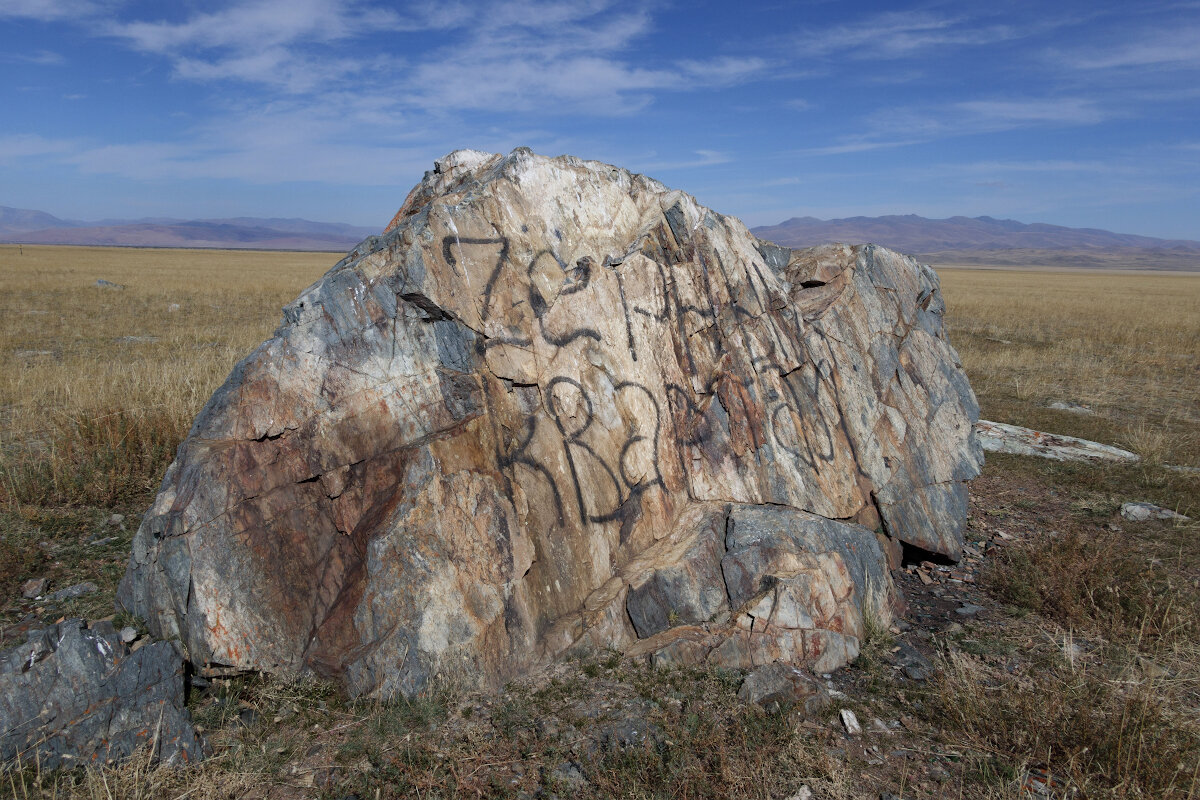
[0,619,203,768]
[1048,401,1094,415]
[120,626,138,644]
[48,582,98,602]
[1120,502,1191,523]
[737,662,829,717]
[95,279,124,290]
[956,604,986,616]
[21,578,46,599]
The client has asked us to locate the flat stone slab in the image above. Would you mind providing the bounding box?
[975,420,1138,463]
[1120,502,1191,523]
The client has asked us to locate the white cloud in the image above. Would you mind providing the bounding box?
[638,150,730,171]
[0,134,78,161]
[792,9,1021,60]
[957,98,1107,125]
[1,49,66,65]
[1061,25,1200,70]
[0,0,99,21]
[96,0,768,112]
[802,96,1110,156]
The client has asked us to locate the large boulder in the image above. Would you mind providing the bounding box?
[118,149,981,697]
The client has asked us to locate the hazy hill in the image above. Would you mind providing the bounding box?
[751,214,1200,270]
[5,204,1199,267]
[0,206,80,235]
[0,206,378,251]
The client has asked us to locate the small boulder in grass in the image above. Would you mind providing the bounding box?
[1120,502,1191,523]
[21,578,47,599]
[48,582,98,603]
[737,662,830,717]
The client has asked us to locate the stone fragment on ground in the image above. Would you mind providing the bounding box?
[48,581,97,602]
[119,148,982,698]
[975,420,1138,462]
[20,578,46,599]
[94,279,124,289]
[840,708,862,735]
[737,661,829,716]
[0,619,203,768]
[1120,502,1191,522]
[1047,401,1094,414]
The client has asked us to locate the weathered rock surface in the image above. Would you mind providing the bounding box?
[737,661,829,716]
[1120,502,1191,523]
[975,420,1138,462]
[118,149,980,697]
[0,619,203,768]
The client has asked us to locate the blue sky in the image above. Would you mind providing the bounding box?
[2,0,1198,238]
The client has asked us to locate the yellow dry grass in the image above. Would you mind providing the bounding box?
[938,266,1200,466]
[2,246,1198,506]
[1,245,1198,800]
[0,245,332,505]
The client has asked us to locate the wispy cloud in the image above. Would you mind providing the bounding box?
[956,98,1107,125]
[0,0,99,21]
[0,134,79,161]
[638,150,731,171]
[792,9,1021,60]
[1,49,66,65]
[1060,24,1200,70]
[803,96,1110,156]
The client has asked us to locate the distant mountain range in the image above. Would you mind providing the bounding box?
[751,214,1200,270]
[0,206,378,251]
[3,205,1198,269]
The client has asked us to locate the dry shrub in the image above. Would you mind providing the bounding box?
[2,408,182,507]
[985,526,1199,645]
[926,645,1200,800]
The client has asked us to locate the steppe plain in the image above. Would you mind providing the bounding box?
[1,244,1198,799]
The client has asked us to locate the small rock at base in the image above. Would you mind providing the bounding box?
[1048,401,1094,414]
[119,626,138,644]
[840,708,862,735]
[956,604,985,616]
[48,582,98,602]
[21,578,47,599]
[738,662,830,717]
[1120,502,1191,523]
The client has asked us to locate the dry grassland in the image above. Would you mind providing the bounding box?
[941,266,1200,465]
[1,245,1198,799]
[0,245,332,507]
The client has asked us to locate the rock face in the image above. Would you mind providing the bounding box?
[0,620,203,768]
[118,149,981,697]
